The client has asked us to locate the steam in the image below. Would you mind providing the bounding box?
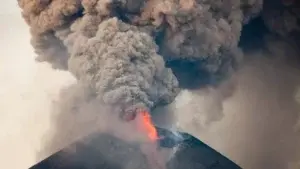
[17,0,300,169]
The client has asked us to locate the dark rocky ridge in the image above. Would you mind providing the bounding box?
[30,127,242,169]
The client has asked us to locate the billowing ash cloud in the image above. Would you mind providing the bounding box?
[18,0,264,120]
[17,0,300,168]
[19,0,181,116]
[66,17,179,115]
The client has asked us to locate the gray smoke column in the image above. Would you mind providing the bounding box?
[18,0,264,72]
[19,0,180,116]
[67,17,179,114]
[17,0,264,122]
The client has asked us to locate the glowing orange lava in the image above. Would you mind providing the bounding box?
[139,110,158,141]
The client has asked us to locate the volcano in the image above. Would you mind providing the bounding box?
[29,126,242,169]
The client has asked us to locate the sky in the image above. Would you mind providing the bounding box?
[0,1,74,168]
[0,1,299,169]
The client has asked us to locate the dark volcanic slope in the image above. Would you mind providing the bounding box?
[30,127,242,169]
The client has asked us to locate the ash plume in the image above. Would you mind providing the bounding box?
[18,0,264,124]
[18,0,264,75]
[67,17,179,114]
[17,0,300,169]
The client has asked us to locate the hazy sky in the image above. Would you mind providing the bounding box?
[0,2,74,168]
